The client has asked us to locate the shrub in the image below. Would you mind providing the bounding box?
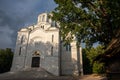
[93,61,105,74]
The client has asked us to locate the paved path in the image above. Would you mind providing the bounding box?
[79,74,107,80]
[0,75,107,80]
[0,69,107,80]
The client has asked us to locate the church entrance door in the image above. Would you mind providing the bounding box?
[31,57,40,67]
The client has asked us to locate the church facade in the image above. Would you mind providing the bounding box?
[11,13,83,76]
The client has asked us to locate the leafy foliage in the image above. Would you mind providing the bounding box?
[93,61,105,74]
[86,45,105,64]
[83,45,105,74]
[0,48,13,73]
[52,0,120,48]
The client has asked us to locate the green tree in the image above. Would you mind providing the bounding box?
[52,0,120,48]
[83,45,105,74]
[0,48,13,73]
[86,46,104,64]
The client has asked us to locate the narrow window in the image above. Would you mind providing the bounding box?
[69,44,71,51]
[19,47,22,55]
[66,45,68,51]
[52,21,56,27]
[52,35,54,42]
[42,15,45,22]
[46,15,48,22]
[21,36,24,44]
[51,46,53,56]
[66,44,71,51]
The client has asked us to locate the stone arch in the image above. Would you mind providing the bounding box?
[32,50,41,56]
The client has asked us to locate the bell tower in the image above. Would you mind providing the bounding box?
[38,13,49,23]
[37,13,57,30]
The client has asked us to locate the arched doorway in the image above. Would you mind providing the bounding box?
[31,51,40,67]
[31,57,40,67]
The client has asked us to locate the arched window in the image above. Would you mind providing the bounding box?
[38,16,41,22]
[66,44,71,51]
[42,15,45,22]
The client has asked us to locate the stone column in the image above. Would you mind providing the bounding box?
[79,47,83,76]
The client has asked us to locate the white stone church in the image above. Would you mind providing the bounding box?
[11,13,83,76]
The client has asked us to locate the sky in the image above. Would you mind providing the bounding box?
[0,0,56,49]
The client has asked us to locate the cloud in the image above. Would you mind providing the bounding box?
[0,10,14,48]
[0,0,56,49]
[0,25,14,49]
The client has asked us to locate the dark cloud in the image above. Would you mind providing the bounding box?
[0,0,56,49]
